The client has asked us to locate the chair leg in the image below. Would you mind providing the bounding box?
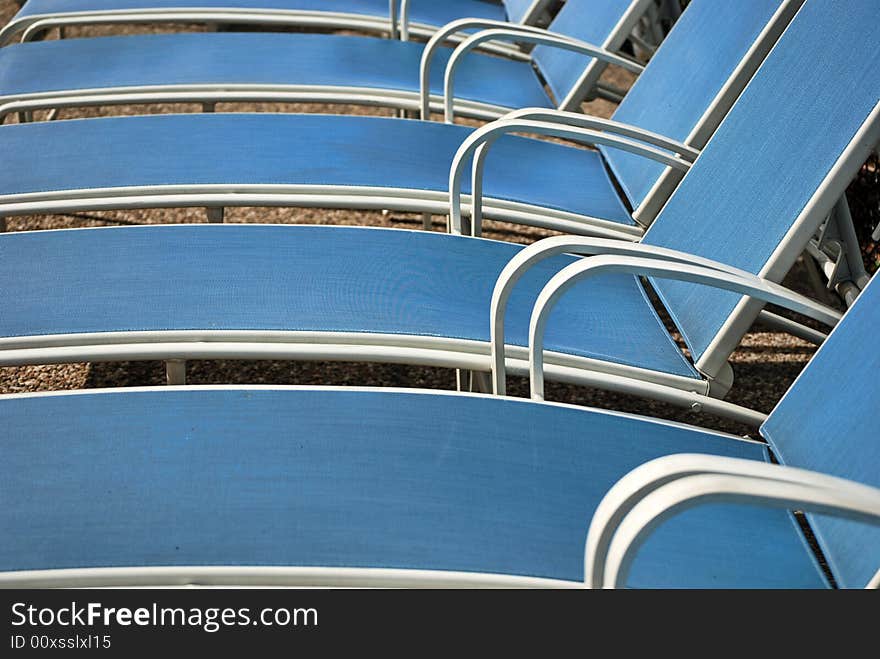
[165,360,186,386]
[207,207,225,223]
[832,196,871,289]
[421,213,433,230]
[456,369,492,393]
[806,196,871,304]
[0,216,6,233]
[800,251,836,306]
[469,370,493,394]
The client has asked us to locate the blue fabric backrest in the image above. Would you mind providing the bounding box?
[762,275,880,588]
[642,0,880,364]
[503,0,537,23]
[600,0,784,210]
[532,0,637,103]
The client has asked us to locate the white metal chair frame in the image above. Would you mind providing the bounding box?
[584,454,880,589]
[0,5,645,123]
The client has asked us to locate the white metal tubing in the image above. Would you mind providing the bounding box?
[419,19,551,119]
[0,183,643,240]
[10,11,395,46]
[0,88,514,125]
[0,565,581,589]
[398,0,409,40]
[0,322,764,425]
[467,138,493,237]
[538,362,766,426]
[500,108,701,160]
[0,327,696,389]
[448,119,689,235]
[487,236,813,396]
[527,255,842,400]
[443,29,644,122]
[0,327,697,393]
[0,338,489,371]
[832,195,872,289]
[475,200,642,239]
[0,190,440,217]
[3,6,538,51]
[583,454,855,588]
[1,341,722,414]
[600,470,880,589]
[755,309,827,345]
[389,0,399,40]
[452,108,699,235]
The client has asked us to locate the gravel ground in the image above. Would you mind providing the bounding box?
[0,2,835,438]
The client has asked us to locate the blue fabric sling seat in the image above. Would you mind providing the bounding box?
[0,386,810,587]
[0,114,636,230]
[0,0,516,45]
[0,224,699,383]
[3,270,879,587]
[0,0,784,135]
[0,32,554,120]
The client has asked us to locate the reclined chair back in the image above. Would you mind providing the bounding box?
[597,0,799,220]
[642,0,880,380]
[533,0,652,108]
[761,274,880,589]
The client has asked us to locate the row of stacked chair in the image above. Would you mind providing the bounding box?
[0,0,877,588]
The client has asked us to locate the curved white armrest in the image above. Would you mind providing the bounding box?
[527,255,841,400]
[487,236,841,395]
[390,0,399,40]
[583,453,874,588]
[449,108,698,236]
[419,20,553,118]
[500,108,701,159]
[443,28,644,122]
[587,455,880,588]
[448,118,691,236]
